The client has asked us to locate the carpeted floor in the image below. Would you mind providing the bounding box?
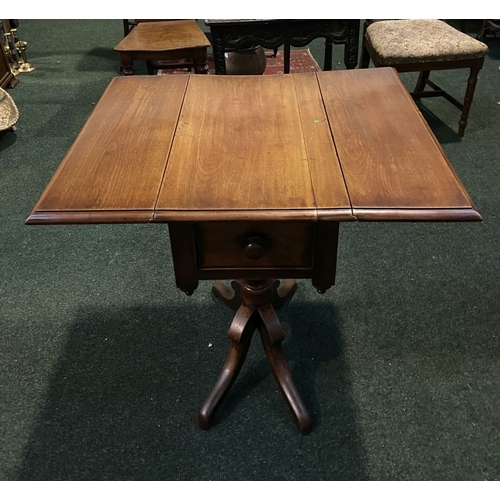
[1,20,499,481]
[157,49,321,75]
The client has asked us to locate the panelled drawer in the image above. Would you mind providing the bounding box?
[194,221,314,269]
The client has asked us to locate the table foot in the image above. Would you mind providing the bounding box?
[200,279,312,434]
[198,303,255,429]
[258,305,312,434]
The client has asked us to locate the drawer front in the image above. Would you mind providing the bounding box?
[194,221,314,269]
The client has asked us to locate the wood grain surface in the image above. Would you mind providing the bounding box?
[317,68,479,219]
[114,20,210,52]
[29,75,188,222]
[292,73,351,215]
[27,70,481,225]
[156,74,320,215]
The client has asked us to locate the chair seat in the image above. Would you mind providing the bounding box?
[114,20,210,53]
[366,19,488,65]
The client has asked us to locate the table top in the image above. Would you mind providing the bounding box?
[114,20,211,52]
[26,68,481,225]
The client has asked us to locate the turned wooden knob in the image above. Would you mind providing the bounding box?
[244,235,266,260]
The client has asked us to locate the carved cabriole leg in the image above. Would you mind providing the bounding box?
[200,279,312,434]
[459,64,481,137]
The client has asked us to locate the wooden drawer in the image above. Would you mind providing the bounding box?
[194,221,314,269]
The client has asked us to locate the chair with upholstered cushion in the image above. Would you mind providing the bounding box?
[360,19,488,136]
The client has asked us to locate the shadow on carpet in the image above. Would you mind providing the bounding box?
[16,301,367,480]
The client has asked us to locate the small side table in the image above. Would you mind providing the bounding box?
[114,20,211,75]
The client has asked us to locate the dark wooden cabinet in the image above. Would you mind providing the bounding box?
[0,46,17,88]
[0,51,18,89]
[1,20,19,89]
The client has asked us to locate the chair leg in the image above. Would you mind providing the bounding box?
[323,41,333,71]
[118,53,134,76]
[414,70,430,92]
[458,65,481,137]
[359,41,371,68]
[359,21,372,69]
[284,43,291,74]
[145,60,155,75]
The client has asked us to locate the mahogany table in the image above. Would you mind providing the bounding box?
[27,68,481,434]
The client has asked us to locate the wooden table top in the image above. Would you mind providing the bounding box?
[114,20,211,52]
[27,68,481,225]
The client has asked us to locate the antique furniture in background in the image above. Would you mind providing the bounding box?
[360,19,488,136]
[2,18,35,83]
[477,19,500,41]
[27,69,481,434]
[114,20,210,75]
[1,20,19,88]
[205,19,360,74]
[122,19,186,37]
[0,38,17,88]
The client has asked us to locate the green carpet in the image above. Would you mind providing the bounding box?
[1,20,499,481]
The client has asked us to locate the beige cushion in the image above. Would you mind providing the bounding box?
[366,19,488,65]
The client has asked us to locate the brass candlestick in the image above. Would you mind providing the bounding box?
[5,33,20,74]
[15,40,35,72]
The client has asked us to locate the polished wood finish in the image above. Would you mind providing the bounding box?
[317,68,480,217]
[165,220,338,296]
[114,20,210,75]
[194,221,314,269]
[200,279,312,434]
[29,75,188,222]
[156,74,321,215]
[26,70,482,433]
[28,70,481,225]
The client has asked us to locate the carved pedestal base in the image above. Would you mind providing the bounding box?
[198,279,312,435]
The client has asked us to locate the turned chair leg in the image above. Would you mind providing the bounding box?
[459,65,481,137]
[118,53,135,76]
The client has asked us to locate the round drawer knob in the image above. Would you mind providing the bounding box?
[244,236,266,260]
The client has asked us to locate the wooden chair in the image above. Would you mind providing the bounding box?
[114,20,211,75]
[360,19,488,136]
[477,19,500,42]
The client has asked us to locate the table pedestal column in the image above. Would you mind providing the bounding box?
[198,279,312,435]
